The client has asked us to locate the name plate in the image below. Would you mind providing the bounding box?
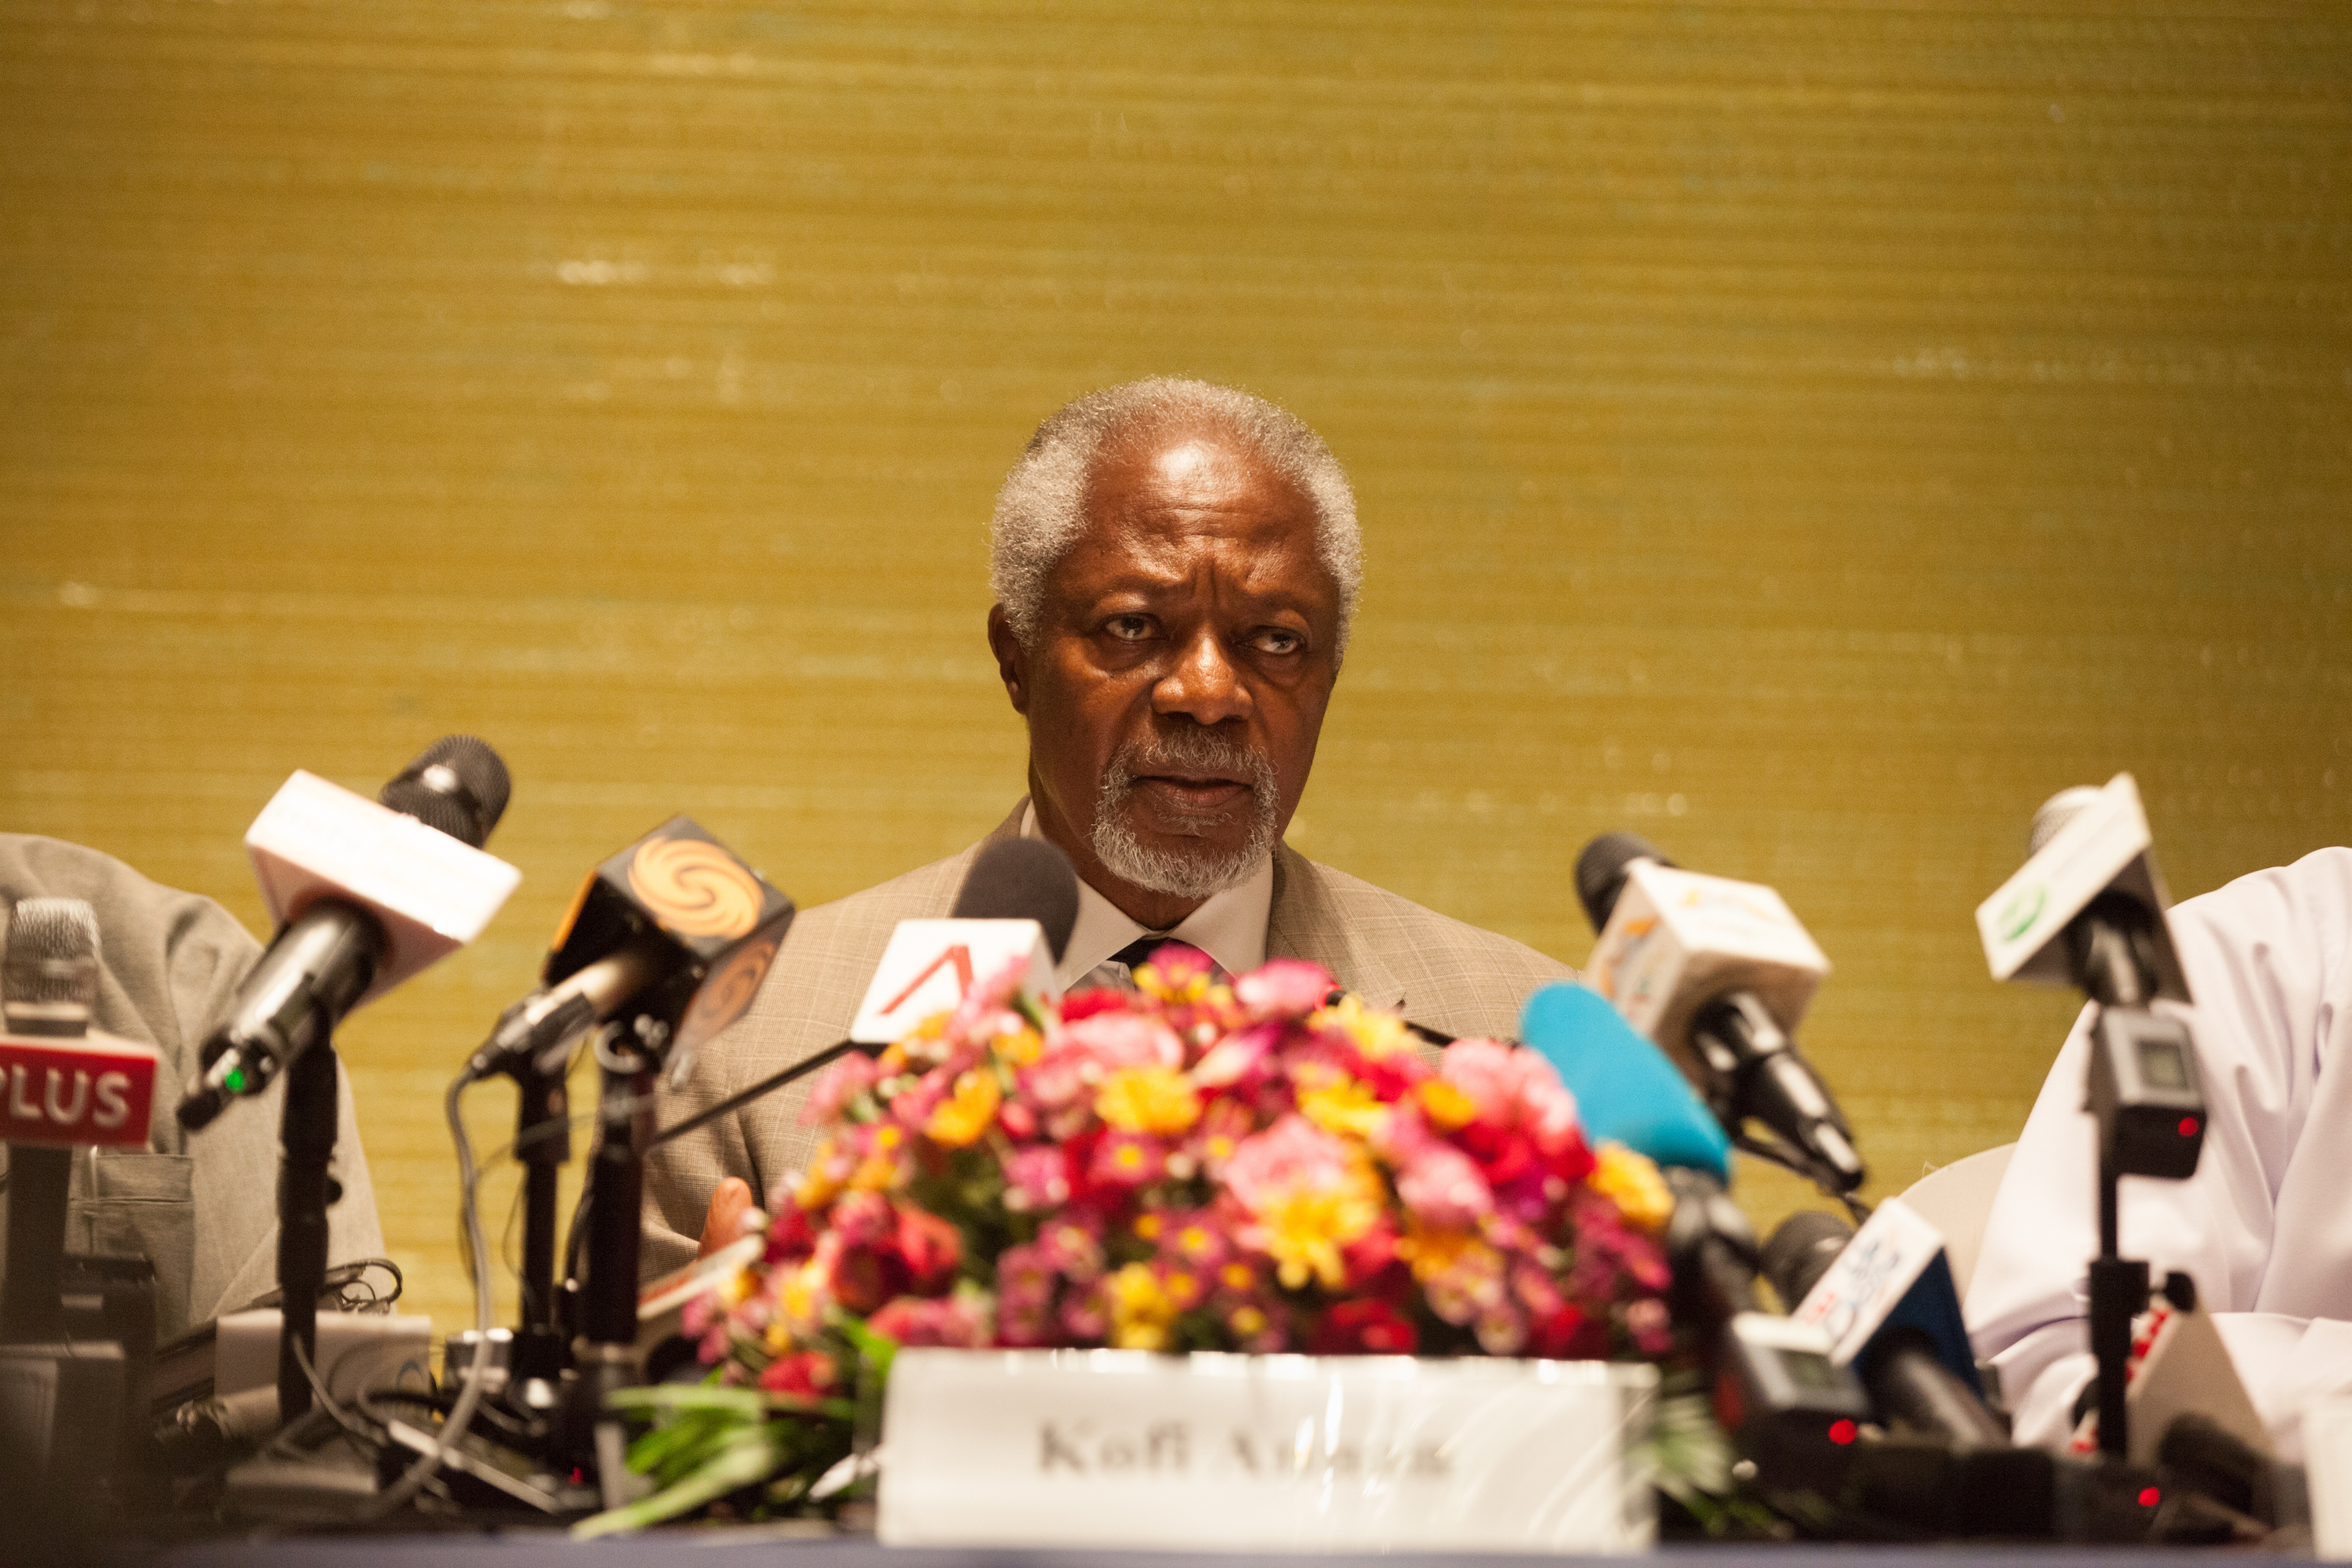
[879,1349,1656,1554]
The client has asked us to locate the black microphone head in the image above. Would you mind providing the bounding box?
[1573,831,1677,933]
[380,735,512,848]
[2,896,101,1011]
[2027,786,2104,857]
[1760,1207,1856,1312]
[952,839,1080,964]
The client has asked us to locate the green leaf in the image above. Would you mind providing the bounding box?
[570,1427,788,1540]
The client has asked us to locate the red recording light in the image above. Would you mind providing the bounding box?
[2139,1486,2161,1508]
[2180,1116,2200,1137]
[1828,1418,1859,1446]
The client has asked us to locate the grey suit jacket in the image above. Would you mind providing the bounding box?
[640,804,1574,1276]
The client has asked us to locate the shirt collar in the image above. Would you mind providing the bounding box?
[1019,802,1273,989]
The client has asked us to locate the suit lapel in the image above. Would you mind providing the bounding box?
[1267,843,1409,1011]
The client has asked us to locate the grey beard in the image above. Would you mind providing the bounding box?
[1090,728,1281,900]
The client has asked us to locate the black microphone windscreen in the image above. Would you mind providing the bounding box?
[953,839,1080,964]
[380,734,513,848]
[1760,1207,1856,1312]
[1573,830,1675,933]
[1,897,100,1009]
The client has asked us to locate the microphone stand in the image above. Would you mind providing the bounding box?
[570,1020,661,1507]
[275,1041,340,1423]
[510,1047,571,1391]
[2089,1140,2147,1461]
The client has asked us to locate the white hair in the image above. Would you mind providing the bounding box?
[989,378,1363,657]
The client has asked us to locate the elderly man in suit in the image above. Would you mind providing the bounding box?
[642,377,1571,1272]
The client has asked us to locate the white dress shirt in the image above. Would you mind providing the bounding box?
[1018,804,1273,991]
[1965,846,2352,1458]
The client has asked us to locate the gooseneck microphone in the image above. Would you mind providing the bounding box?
[179,736,515,1130]
[1574,831,1865,1198]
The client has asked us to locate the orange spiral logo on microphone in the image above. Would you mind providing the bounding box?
[627,837,764,938]
[679,936,778,1050]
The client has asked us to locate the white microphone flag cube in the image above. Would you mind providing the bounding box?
[1975,771,2189,1001]
[850,918,1059,1047]
[1584,860,1828,1058]
[245,769,522,1004]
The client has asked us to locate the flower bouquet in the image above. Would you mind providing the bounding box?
[579,949,1682,1537]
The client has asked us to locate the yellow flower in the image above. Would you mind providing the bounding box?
[1163,1270,1203,1308]
[1229,1305,1268,1337]
[1588,1142,1674,1234]
[992,1021,1044,1066]
[717,1265,755,1310]
[1395,1215,1499,1285]
[1096,1065,1201,1135]
[1219,1261,1255,1292]
[794,1137,843,1209]
[849,1124,906,1190]
[1311,992,1412,1059]
[1253,1171,1384,1291]
[1298,1076,1388,1141]
[1133,1212,1165,1241]
[1107,1262,1181,1351]
[1414,1079,1478,1131]
[925,1069,1001,1147]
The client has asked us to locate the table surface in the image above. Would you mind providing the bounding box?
[129,1530,2318,1568]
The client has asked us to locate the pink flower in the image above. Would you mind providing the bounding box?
[1062,1009,1185,1072]
[1222,1114,1355,1213]
[1441,1037,1582,1155]
[888,1065,954,1132]
[1000,1145,1071,1211]
[949,953,1032,1037]
[869,1294,991,1348]
[1089,1130,1167,1189]
[828,1190,895,1248]
[1034,1215,1105,1283]
[802,1051,883,1124]
[1476,1300,1529,1356]
[1233,959,1334,1022]
[1191,1022,1279,1088]
[1394,1141,1494,1227]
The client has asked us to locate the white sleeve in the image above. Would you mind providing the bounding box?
[1963,847,2352,1458]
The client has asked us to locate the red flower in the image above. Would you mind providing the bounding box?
[758,1351,840,1399]
[1308,1299,1421,1356]
[1059,989,1132,1022]
[831,1243,910,1315]
[896,1204,964,1293]
[764,1204,818,1265]
[1534,1302,1610,1360]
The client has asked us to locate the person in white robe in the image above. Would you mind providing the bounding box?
[1966,845,2352,1457]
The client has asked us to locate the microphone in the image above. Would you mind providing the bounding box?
[1574,831,1864,1196]
[846,838,1073,1048]
[1763,1203,2005,1447]
[649,837,1079,1150]
[948,837,1081,951]
[1513,980,1870,1492]
[178,737,521,1130]
[1519,982,1731,1181]
[465,817,797,1086]
[4,898,136,1342]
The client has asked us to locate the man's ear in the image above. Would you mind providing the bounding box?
[985,604,1029,714]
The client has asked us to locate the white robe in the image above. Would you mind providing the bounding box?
[1965,845,2352,1459]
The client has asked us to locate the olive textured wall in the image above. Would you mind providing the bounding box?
[3,2,2347,1338]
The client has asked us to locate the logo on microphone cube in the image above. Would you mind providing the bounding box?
[1584,861,1828,1054]
[0,1032,158,1148]
[545,816,797,1053]
[1790,1196,1946,1366]
[851,920,1061,1047]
